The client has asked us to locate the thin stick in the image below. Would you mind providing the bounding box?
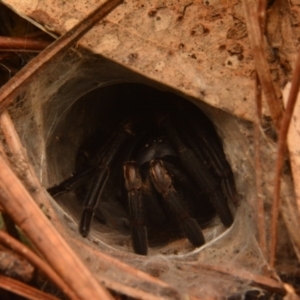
[0,230,79,300]
[0,274,60,300]
[243,0,283,131]
[0,36,51,52]
[0,110,44,190]
[0,153,113,300]
[0,0,123,112]
[0,109,59,220]
[269,48,300,267]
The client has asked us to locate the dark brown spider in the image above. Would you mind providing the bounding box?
[48,86,236,255]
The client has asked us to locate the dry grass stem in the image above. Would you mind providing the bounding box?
[0,274,60,300]
[243,0,283,131]
[0,36,51,52]
[0,230,79,300]
[0,153,113,300]
[270,49,300,267]
[0,109,57,214]
[0,0,123,112]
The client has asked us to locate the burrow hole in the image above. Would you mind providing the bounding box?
[47,83,236,256]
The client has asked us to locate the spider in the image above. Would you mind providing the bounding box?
[48,87,236,255]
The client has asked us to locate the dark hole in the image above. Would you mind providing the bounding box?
[48,83,234,254]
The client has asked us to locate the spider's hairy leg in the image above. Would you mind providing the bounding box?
[203,144,237,204]
[79,168,109,236]
[180,122,237,205]
[48,167,96,197]
[160,117,234,227]
[79,123,135,237]
[124,161,148,255]
[162,160,216,224]
[179,108,238,204]
[150,160,205,247]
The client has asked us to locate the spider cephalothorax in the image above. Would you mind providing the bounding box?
[49,89,236,255]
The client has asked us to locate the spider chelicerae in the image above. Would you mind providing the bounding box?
[48,85,236,255]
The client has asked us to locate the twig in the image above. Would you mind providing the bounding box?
[0,110,39,191]
[0,0,123,112]
[269,48,300,267]
[0,153,113,300]
[0,36,51,52]
[0,110,54,210]
[283,283,300,300]
[0,230,79,300]
[0,274,60,300]
[243,0,283,131]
